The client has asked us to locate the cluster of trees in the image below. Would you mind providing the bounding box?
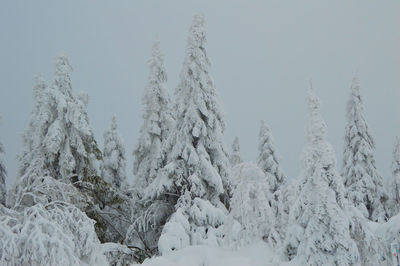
[0,14,399,265]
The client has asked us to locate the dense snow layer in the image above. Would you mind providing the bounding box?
[135,241,286,266]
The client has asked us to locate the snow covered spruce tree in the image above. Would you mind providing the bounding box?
[0,116,6,206]
[342,76,388,222]
[101,116,127,189]
[284,86,359,265]
[229,136,242,166]
[17,75,51,178]
[256,120,288,247]
[9,54,129,244]
[257,120,287,193]
[16,54,102,181]
[388,136,400,217]
[142,15,232,255]
[133,39,174,198]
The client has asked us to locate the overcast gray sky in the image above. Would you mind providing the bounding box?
[0,1,399,187]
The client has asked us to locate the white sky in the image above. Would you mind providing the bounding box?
[0,1,399,187]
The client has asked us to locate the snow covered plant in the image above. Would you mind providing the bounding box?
[230,162,276,247]
[133,38,174,199]
[342,76,388,222]
[387,136,400,218]
[142,14,231,255]
[18,54,102,182]
[284,85,359,265]
[0,202,107,266]
[101,116,127,189]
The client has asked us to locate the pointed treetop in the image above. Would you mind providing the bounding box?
[260,120,270,137]
[54,52,73,96]
[55,52,73,76]
[346,75,366,121]
[306,82,327,143]
[188,14,206,47]
[111,116,118,131]
[147,38,167,84]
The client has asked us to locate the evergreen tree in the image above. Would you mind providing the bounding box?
[18,55,102,181]
[257,120,287,193]
[388,136,400,217]
[342,76,388,222]
[0,116,6,205]
[11,54,130,244]
[18,76,52,178]
[133,39,173,197]
[145,15,231,254]
[229,136,242,166]
[285,86,359,265]
[101,116,127,189]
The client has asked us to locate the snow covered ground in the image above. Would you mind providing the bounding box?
[134,241,292,266]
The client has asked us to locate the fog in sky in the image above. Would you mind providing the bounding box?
[0,1,399,187]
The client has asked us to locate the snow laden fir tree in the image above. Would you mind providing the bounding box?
[257,120,287,194]
[101,116,127,189]
[126,40,174,255]
[143,15,232,255]
[16,54,102,182]
[133,39,174,198]
[256,120,287,247]
[388,136,400,217]
[8,54,129,244]
[342,77,388,222]
[284,85,359,265]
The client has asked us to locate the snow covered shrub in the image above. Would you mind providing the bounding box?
[347,205,386,265]
[7,173,85,210]
[0,202,107,266]
[158,194,228,255]
[126,199,175,256]
[73,175,131,243]
[230,162,276,247]
[374,212,400,264]
[102,242,145,266]
[8,170,131,244]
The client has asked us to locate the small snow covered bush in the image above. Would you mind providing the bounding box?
[230,162,276,247]
[0,202,107,266]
